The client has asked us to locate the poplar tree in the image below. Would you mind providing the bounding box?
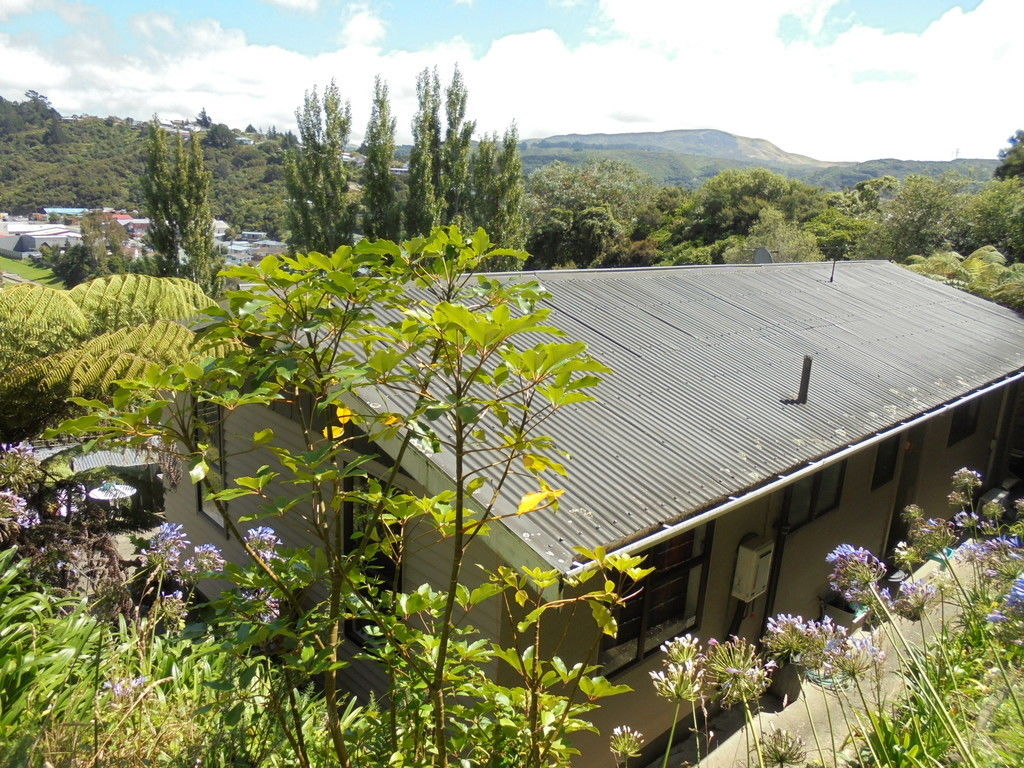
[141,121,220,295]
[362,76,401,241]
[468,126,526,260]
[469,133,498,232]
[285,80,354,254]
[405,69,441,237]
[492,125,526,249]
[439,67,474,227]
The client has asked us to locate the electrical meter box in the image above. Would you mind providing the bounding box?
[731,538,775,602]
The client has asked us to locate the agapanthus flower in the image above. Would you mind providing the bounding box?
[953,510,982,534]
[244,526,282,561]
[761,727,807,767]
[705,636,774,707]
[987,576,1024,638]
[907,516,956,560]
[0,442,41,492]
[0,490,31,525]
[143,523,190,572]
[104,676,148,699]
[651,660,711,703]
[892,578,938,621]
[951,467,983,493]
[821,631,886,682]
[609,725,645,761]
[764,614,846,670]
[661,634,703,665]
[957,536,1024,582]
[827,544,886,604]
[241,588,281,623]
[182,543,225,577]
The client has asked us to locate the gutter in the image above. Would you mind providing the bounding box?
[565,367,1024,578]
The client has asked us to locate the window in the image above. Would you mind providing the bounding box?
[344,475,402,647]
[781,460,847,529]
[194,400,227,531]
[871,434,902,490]
[600,523,713,674]
[947,399,980,447]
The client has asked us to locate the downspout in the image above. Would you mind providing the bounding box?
[565,367,1024,579]
[758,505,790,643]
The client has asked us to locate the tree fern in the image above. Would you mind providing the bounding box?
[1,274,214,442]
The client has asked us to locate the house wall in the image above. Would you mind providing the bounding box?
[564,386,1014,767]
[160,383,1015,768]
[163,402,403,699]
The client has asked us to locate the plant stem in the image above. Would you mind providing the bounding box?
[661,700,682,768]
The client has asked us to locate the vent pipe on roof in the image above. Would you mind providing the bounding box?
[797,355,812,404]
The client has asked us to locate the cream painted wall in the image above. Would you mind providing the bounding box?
[158,384,1016,767]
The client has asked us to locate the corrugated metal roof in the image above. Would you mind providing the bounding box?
[446,261,1024,570]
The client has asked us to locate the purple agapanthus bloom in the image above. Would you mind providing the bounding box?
[957,536,1024,580]
[244,526,282,561]
[143,523,190,572]
[241,588,281,623]
[893,579,938,621]
[182,543,225,577]
[988,575,1024,627]
[104,676,148,699]
[827,544,886,604]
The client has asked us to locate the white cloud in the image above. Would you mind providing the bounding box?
[0,0,36,20]
[339,3,387,48]
[260,0,319,11]
[0,0,1020,161]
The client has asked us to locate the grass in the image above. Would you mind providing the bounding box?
[0,255,63,287]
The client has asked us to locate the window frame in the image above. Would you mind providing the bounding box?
[871,434,902,490]
[193,400,228,535]
[781,460,848,532]
[600,521,714,676]
[343,474,403,648]
[947,399,980,447]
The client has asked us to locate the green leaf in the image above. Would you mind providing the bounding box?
[189,458,209,483]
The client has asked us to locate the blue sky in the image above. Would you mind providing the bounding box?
[0,0,1016,161]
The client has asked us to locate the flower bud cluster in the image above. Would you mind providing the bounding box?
[608,725,645,761]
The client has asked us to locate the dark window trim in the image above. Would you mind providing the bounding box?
[781,460,847,533]
[194,399,229,537]
[343,473,402,648]
[602,521,716,677]
[947,399,980,447]
[871,434,902,490]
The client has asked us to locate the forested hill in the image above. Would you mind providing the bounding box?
[0,95,289,235]
[520,128,999,188]
[0,94,1001,227]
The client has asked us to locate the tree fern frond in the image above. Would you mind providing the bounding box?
[0,283,90,367]
[67,274,213,334]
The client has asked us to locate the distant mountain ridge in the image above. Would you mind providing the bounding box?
[523,128,833,167]
[519,128,999,189]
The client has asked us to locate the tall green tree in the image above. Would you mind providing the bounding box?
[492,126,526,250]
[468,126,526,254]
[285,80,355,254]
[178,135,219,293]
[406,69,442,237]
[141,121,220,295]
[439,66,474,227]
[994,130,1024,180]
[723,207,823,263]
[361,76,401,241]
[871,174,964,261]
